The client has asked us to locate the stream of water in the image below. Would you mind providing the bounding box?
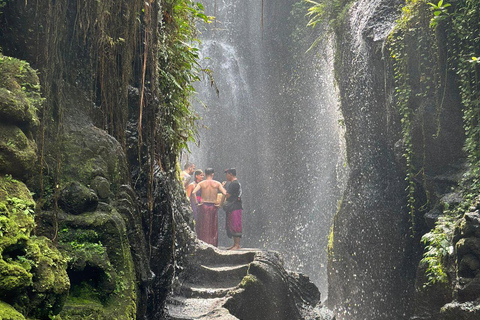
[187,0,345,294]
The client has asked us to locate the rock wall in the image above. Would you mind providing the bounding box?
[328,0,479,319]
[0,55,70,320]
[327,0,415,318]
[0,1,188,319]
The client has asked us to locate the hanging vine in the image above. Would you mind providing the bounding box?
[387,0,442,235]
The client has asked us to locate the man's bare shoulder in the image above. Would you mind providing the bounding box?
[212,180,222,187]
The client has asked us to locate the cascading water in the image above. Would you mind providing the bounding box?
[187,0,346,294]
[327,0,418,319]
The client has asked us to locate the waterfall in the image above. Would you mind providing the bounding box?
[188,0,345,294]
[326,0,417,319]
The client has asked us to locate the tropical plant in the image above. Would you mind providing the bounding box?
[427,0,451,28]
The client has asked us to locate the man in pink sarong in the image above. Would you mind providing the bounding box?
[192,168,226,247]
[222,168,243,250]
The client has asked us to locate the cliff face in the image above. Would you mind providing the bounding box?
[327,1,416,318]
[0,1,193,319]
[328,0,479,319]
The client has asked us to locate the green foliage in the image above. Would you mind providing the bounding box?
[158,0,212,157]
[420,214,456,286]
[427,0,451,28]
[304,0,353,51]
[423,0,480,204]
[304,0,353,29]
[414,0,480,287]
[5,197,35,216]
[446,0,480,196]
[0,301,26,320]
[0,0,7,16]
[387,0,441,234]
[305,0,328,29]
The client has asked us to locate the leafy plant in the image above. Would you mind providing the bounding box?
[420,215,456,286]
[0,0,7,15]
[6,197,35,216]
[387,0,440,234]
[158,0,213,157]
[427,0,451,28]
[303,0,354,51]
[305,0,327,29]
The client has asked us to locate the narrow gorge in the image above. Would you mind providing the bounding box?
[0,0,479,320]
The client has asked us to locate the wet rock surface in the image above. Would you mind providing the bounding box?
[166,242,334,320]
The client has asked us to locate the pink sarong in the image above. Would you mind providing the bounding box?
[196,203,218,247]
[226,209,242,238]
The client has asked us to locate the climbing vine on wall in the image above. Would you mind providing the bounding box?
[387,0,442,235]
[447,0,480,197]
[402,0,480,287]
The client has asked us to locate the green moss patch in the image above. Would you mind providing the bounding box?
[0,175,69,318]
[0,54,41,128]
[58,210,136,320]
[0,301,25,320]
[0,124,37,179]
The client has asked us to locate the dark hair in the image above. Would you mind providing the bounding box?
[225,168,236,176]
[205,168,214,176]
[184,162,194,170]
[194,170,204,179]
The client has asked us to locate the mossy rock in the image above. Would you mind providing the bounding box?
[26,236,70,318]
[0,175,35,248]
[58,210,136,320]
[0,175,69,318]
[0,301,25,320]
[58,130,128,195]
[0,176,35,297]
[0,54,41,128]
[58,182,98,215]
[0,124,37,179]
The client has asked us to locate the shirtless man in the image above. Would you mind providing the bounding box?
[192,168,226,247]
[180,162,195,189]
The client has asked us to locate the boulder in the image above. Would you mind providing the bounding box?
[440,301,480,320]
[0,124,37,179]
[58,181,98,214]
[0,175,69,318]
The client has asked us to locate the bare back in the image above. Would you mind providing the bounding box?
[195,179,226,203]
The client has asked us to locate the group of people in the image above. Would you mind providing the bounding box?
[181,162,242,250]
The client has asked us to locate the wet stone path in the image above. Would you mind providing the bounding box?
[166,245,260,320]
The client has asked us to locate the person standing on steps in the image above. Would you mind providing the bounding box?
[192,168,226,247]
[186,169,204,222]
[180,162,195,189]
[222,168,243,250]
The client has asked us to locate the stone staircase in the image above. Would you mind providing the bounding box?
[166,244,259,320]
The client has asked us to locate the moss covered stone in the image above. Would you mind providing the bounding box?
[0,301,25,320]
[0,175,69,318]
[0,124,37,179]
[0,54,41,127]
[57,209,136,320]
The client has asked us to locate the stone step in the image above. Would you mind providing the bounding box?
[193,245,258,267]
[180,285,237,299]
[166,306,239,320]
[188,264,249,288]
[166,297,227,319]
